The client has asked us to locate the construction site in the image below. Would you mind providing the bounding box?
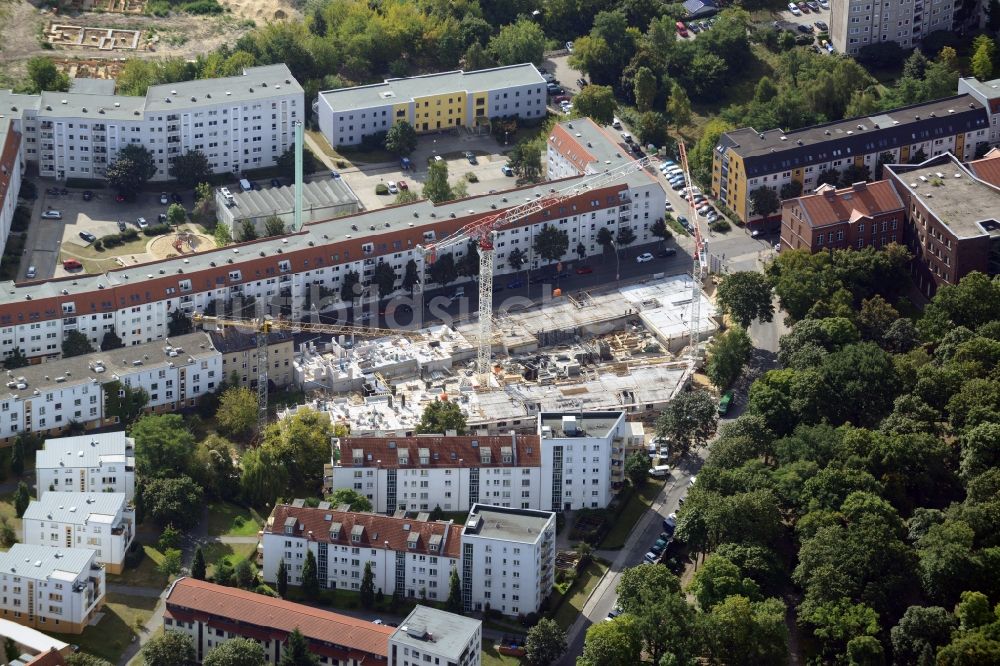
[281,273,717,435]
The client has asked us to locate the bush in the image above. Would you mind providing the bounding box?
[375,184,389,195]
[335,160,347,168]
[465,172,479,183]
[18,179,36,200]
[93,239,104,251]
[709,218,732,232]
[180,0,223,12]
[11,206,30,233]
[143,224,171,237]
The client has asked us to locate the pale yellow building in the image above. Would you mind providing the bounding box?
[209,329,294,390]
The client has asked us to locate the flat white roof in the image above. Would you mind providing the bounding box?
[0,618,69,653]
[36,432,133,470]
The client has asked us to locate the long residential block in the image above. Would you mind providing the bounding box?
[0,332,221,444]
[0,118,24,260]
[261,502,556,617]
[164,576,393,664]
[829,0,979,56]
[22,492,134,574]
[0,544,105,634]
[325,434,543,513]
[317,64,547,148]
[712,94,991,225]
[0,65,303,182]
[35,432,135,501]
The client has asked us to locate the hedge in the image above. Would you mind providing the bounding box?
[143,224,172,237]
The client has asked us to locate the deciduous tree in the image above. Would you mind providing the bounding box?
[372,261,398,299]
[132,414,197,478]
[141,476,204,529]
[748,186,780,218]
[532,224,569,264]
[327,488,372,512]
[423,160,452,203]
[624,451,649,487]
[656,390,719,455]
[716,271,774,328]
[416,400,467,435]
[203,637,266,666]
[524,618,567,666]
[61,330,95,358]
[384,121,417,157]
[278,629,318,666]
[487,19,545,65]
[707,327,753,390]
[168,151,212,189]
[141,631,196,666]
[573,85,617,126]
[107,144,157,198]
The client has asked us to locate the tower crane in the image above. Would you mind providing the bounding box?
[677,141,706,358]
[192,314,430,436]
[417,155,655,382]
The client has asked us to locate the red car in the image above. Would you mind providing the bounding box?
[575,265,593,275]
[115,194,126,202]
[398,180,408,190]
[553,95,570,105]
[63,259,82,271]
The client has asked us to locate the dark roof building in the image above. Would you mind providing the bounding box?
[683,0,718,19]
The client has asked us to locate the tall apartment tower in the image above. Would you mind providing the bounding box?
[830,0,981,56]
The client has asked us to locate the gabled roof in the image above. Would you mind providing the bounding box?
[265,504,462,559]
[338,434,541,469]
[788,180,904,228]
[968,149,1000,188]
[165,577,392,657]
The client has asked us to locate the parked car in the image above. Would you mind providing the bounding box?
[621,132,633,144]
[675,20,688,36]
[501,165,514,177]
[387,181,399,194]
[41,210,62,219]
[25,266,36,279]
[787,2,801,14]
[115,194,126,203]
[798,23,813,33]
[664,201,673,211]
[79,231,96,243]
[270,178,282,188]
[171,192,183,203]
[118,220,127,232]
[688,22,700,33]
[819,0,829,7]
[82,190,93,201]
[565,41,574,52]
[636,252,655,263]
[807,0,820,10]
[677,215,691,229]
[576,78,588,89]
[137,217,148,229]
[612,116,622,129]
[658,248,677,258]
[398,180,408,190]
[553,95,570,104]
[798,1,809,11]
[814,20,828,30]
[465,151,478,165]
[62,259,82,271]
[606,605,622,621]
[718,391,734,415]
[643,551,659,563]
[159,192,169,205]
[575,265,593,275]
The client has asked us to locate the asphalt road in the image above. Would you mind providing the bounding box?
[557,450,706,665]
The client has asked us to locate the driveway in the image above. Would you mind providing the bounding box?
[557,451,706,664]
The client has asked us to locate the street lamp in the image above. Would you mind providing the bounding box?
[609,240,620,282]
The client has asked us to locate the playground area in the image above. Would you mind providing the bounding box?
[148,229,214,260]
[56,224,217,278]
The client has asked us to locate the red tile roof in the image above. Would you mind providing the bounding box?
[266,504,463,559]
[340,434,541,469]
[969,151,1000,189]
[26,650,66,666]
[549,123,595,172]
[0,123,20,218]
[792,180,904,228]
[164,578,393,658]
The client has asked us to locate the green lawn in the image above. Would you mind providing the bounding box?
[482,640,525,666]
[52,592,158,664]
[600,480,665,550]
[553,560,609,630]
[204,541,257,573]
[111,545,169,589]
[205,501,264,537]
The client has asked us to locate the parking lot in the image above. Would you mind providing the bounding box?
[774,1,833,50]
[26,188,192,280]
[338,132,524,211]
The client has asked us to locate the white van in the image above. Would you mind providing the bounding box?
[239,178,252,192]
[649,465,671,478]
[612,116,622,129]
[220,187,235,206]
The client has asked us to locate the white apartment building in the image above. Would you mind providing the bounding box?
[317,64,546,148]
[0,332,222,445]
[261,503,462,604]
[326,434,543,514]
[539,412,630,512]
[0,119,24,260]
[389,606,481,666]
[0,65,303,182]
[36,431,135,501]
[829,0,981,55]
[22,492,134,574]
[0,544,105,634]
[459,504,555,617]
[261,502,556,616]
[958,76,1000,147]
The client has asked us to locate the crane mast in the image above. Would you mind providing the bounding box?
[677,142,704,357]
[419,155,654,382]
